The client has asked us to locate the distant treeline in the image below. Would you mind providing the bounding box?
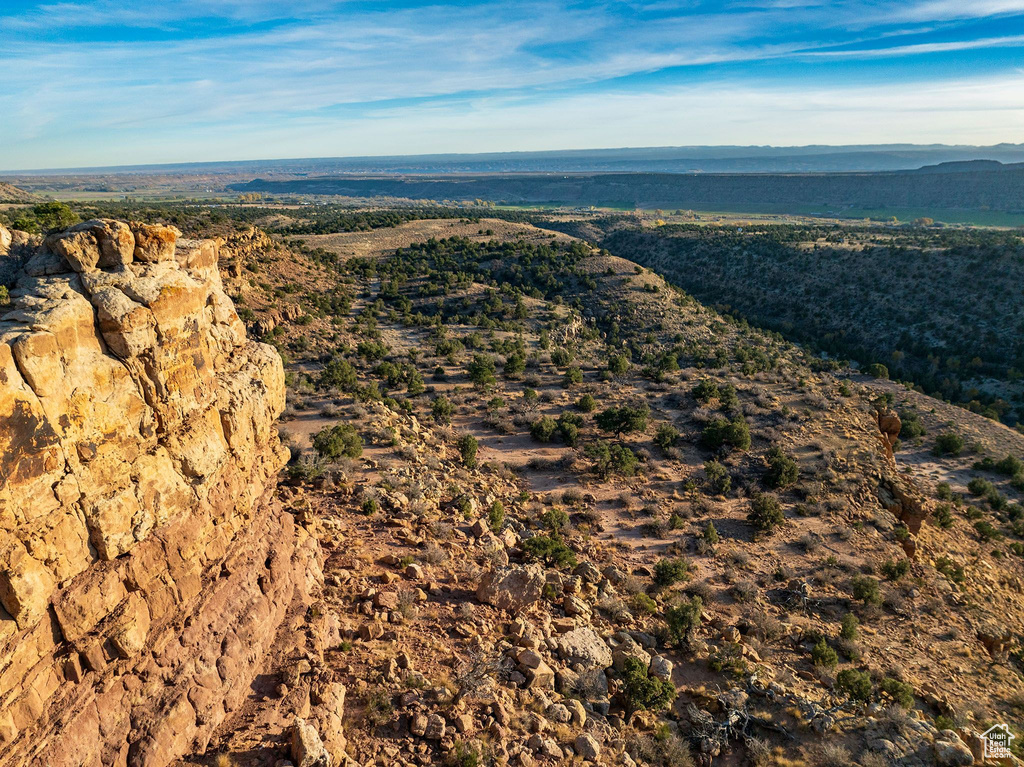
[231,165,1024,211]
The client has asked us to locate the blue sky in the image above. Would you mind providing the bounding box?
[1,0,1023,170]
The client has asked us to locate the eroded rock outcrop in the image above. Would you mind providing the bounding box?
[874,408,930,556]
[0,220,320,766]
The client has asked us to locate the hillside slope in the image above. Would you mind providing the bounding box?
[575,221,1024,426]
[154,218,1023,767]
[0,182,39,203]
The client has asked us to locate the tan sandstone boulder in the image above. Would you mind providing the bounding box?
[69,219,135,268]
[131,222,181,262]
[476,564,546,612]
[44,229,101,272]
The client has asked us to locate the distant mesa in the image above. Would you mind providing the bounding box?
[230,161,1024,212]
[910,159,1017,174]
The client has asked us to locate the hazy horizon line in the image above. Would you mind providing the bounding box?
[4,141,1024,176]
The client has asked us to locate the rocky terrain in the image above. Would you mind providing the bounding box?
[0,213,1022,767]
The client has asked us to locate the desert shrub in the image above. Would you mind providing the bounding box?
[811,637,838,668]
[764,446,798,488]
[933,503,954,529]
[881,559,910,581]
[363,688,394,727]
[319,357,358,391]
[444,740,482,767]
[630,592,658,616]
[557,411,583,446]
[503,353,526,379]
[813,744,855,767]
[836,669,873,702]
[654,423,679,453]
[693,379,719,403]
[702,521,720,546]
[585,441,641,479]
[933,432,964,456]
[718,384,739,410]
[974,520,1001,541]
[665,596,703,648]
[653,557,691,587]
[521,535,576,568]
[619,656,676,721]
[880,678,914,708]
[467,354,496,389]
[576,394,597,412]
[996,454,1024,476]
[312,424,363,460]
[357,340,389,361]
[530,416,557,443]
[563,366,583,388]
[457,434,478,468]
[865,363,889,380]
[935,556,965,584]
[561,488,584,506]
[704,460,731,495]
[851,575,882,606]
[540,507,569,533]
[747,493,784,533]
[487,500,505,532]
[701,417,750,451]
[420,543,448,566]
[968,477,996,496]
[746,737,771,767]
[608,353,630,376]
[406,369,425,395]
[596,404,650,436]
[431,396,455,424]
[899,411,926,440]
[840,613,859,640]
[731,580,758,602]
[708,642,747,676]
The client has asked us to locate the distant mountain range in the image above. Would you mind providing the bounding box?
[231,161,1024,212]
[7,143,1024,176]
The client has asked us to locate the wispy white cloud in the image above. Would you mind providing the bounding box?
[897,0,1024,22]
[1,0,1023,167]
[802,34,1024,57]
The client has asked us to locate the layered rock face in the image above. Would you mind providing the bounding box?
[0,221,319,766]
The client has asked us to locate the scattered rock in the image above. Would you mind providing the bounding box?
[575,733,601,761]
[476,565,546,611]
[292,718,331,767]
[933,732,974,766]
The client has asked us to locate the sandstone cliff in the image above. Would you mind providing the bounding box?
[0,220,320,766]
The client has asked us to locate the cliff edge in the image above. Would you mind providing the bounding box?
[0,220,320,766]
